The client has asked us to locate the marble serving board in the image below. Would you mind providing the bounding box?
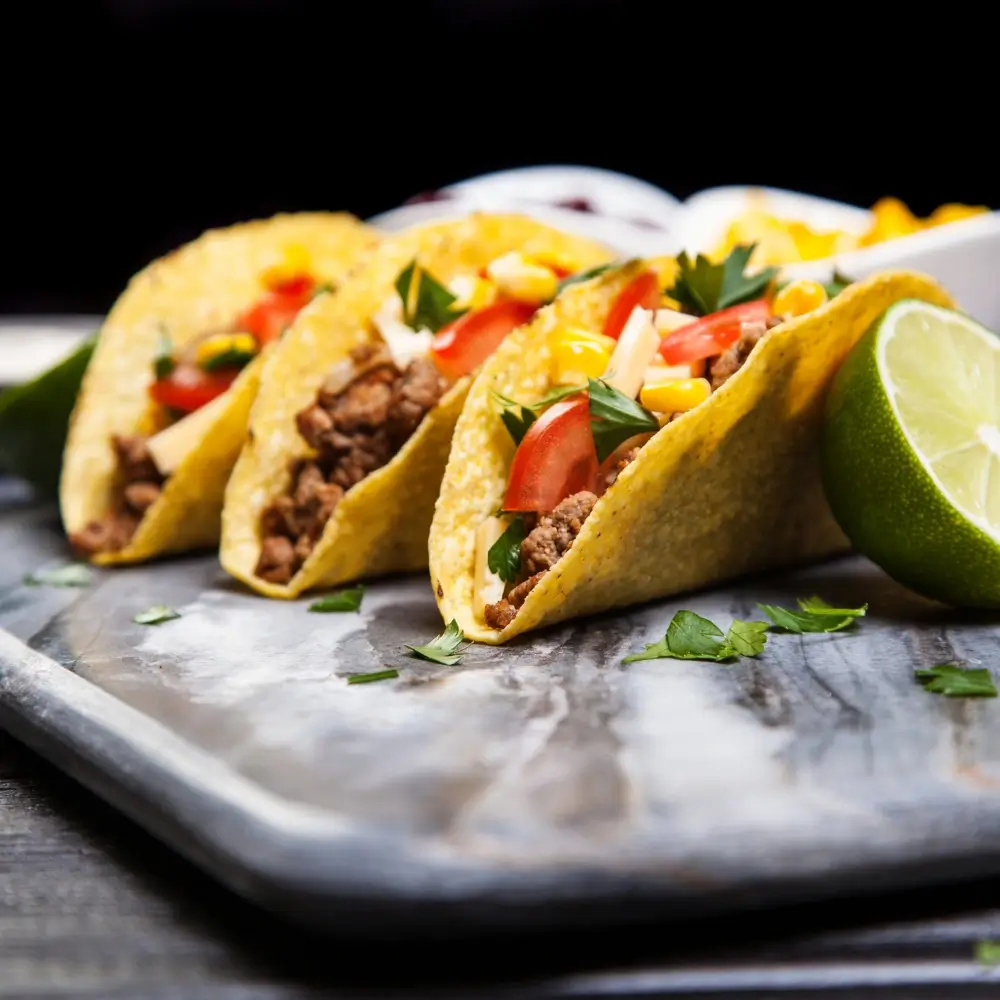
[4,487,1000,938]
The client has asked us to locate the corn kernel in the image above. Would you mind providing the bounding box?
[551,327,615,384]
[927,203,989,227]
[772,279,828,319]
[449,274,497,311]
[860,197,921,246]
[486,252,558,304]
[261,242,312,288]
[640,377,711,414]
[195,332,258,367]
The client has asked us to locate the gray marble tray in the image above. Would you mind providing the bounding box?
[4,480,1000,938]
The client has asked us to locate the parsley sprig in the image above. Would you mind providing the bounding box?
[588,377,659,463]
[406,619,469,665]
[132,605,180,625]
[667,244,777,317]
[916,663,997,698]
[487,515,526,584]
[623,611,768,664]
[491,384,587,446]
[23,563,92,587]
[757,596,867,634]
[395,261,466,333]
[309,585,365,612]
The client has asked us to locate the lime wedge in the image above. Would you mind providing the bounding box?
[823,299,1000,607]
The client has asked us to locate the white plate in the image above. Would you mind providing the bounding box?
[0,318,99,386]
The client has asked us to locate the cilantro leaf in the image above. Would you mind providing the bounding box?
[487,515,526,584]
[588,377,659,464]
[824,269,853,299]
[492,384,588,446]
[153,329,176,380]
[309,585,364,612]
[976,940,1000,965]
[132,605,180,625]
[757,596,865,633]
[199,345,257,373]
[667,244,777,317]
[916,662,998,698]
[348,668,399,685]
[311,281,335,300]
[406,619,468,665]
[394,261,466,333]
[623,610,738,663]
[555,263,615,297]
[526,383,589,411]
[726,619,769,657]
[23,563,92,587]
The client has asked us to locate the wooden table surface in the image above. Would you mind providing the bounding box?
[7,732,1000,999]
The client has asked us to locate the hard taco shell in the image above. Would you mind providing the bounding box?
[60,213,380,564]
[428,264,954,643]
[220,213,613,597]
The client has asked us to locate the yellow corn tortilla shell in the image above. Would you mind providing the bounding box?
[429,264,955,643]
[60,212,380,565]
[220,213,613,598]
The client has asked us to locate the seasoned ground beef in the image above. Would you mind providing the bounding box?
[255,343,449,584]
[484,491,598,629]
[708,319,769,390]
[68,434,165,556]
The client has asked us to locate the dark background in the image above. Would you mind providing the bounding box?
[4,0,990,315]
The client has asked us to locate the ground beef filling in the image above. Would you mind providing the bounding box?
[484,491,599,630]
[708,315,780,390]
[68,435,165,556]
[255,344,448,585]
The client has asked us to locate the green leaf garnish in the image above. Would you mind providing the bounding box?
[587,377,659,464]
[666,244,777,317]
[308,585,365,612]
[916,663,998,698]
[311,281,334,300]
[823,269,853,299]
[726,619,770,657]
[23,563,92,587]
[347,668,399,685]
[976,940,1000,965]
[153,330,176,380]
[492,384,588,446]
[555,263,615,297]
[132,605,180,625]
[406,619,468,665]
[757,596,866,634]
[394,261,466,333]
[487,515,526,584]
[198,345,257,373]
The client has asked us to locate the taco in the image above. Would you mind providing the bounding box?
[219,213,613,597]
[427,249,954,643]
[61,213,379,564]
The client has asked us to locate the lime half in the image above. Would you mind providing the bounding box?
[823,298,1000,607]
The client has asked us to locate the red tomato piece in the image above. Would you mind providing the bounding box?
[237,281,316,345]
[149,364,239,414]
[658,299,771,365]
[268,274,315,297]
[431,300,537,381]
[502,397,599,513]
[603,270,661,340]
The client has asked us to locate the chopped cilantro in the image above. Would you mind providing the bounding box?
[587,377,659,463]
[757,596,866,633]
[406,619,468,665]
[308,585,365,612]
[347,668,399,685]
[487,515,526,584]
[976,940,1000,965]
[199,345,257,373]
[667,244,777,317]
[153,330,176,380]
[555,263,615,297]
[23,563,92,588]
[132,605,180,625]
[623,610,770,664]
[916,663,998,698]
[395,261,466,333]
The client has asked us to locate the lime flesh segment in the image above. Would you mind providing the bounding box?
[822,299,1000,608]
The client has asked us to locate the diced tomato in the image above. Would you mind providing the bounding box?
[431,300,538,380]
[237,276,316,345]
[550,264,573,279]
[149,364,239,414]
[659,299,771,365]
[604,270,661,340]
[503,396,599,513]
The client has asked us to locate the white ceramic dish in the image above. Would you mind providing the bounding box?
[0,318,98,386]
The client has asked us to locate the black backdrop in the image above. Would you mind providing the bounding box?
[4,0,991,314]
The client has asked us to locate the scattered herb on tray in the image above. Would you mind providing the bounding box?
[348,669,399,685]
[406,619,468,665]
[309,585,365,612]
[23,563,92,588]
[132,605,180,625]
[916,662,997,698]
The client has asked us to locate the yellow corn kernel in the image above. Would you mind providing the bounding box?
[449,274,496,311]
[860,197,921,246]
[486,252,558,304]
[526,250,578,273]
[927,203,989,227]
[551,327,615,384]
[195,332,258,367]
[640,377,711,414]
[772,279,828,319]
[261,242,312,288]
